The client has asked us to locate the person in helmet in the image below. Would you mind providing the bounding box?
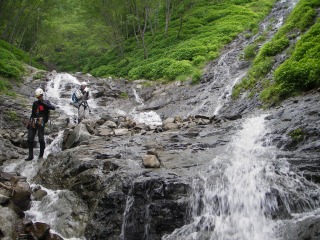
[72,81,90,123]
[25,88,55,161]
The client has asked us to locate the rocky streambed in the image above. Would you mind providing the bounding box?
[1,67,320,239]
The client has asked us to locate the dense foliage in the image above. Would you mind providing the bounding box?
[1,0,319,103]
[233,0,320,103]
[80,0,276,81]
[0,40,44,95]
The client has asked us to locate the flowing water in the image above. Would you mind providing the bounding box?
[3,1,315,239]
[162,114,320,240]
[130,87,162,126]
[186,0,299,117]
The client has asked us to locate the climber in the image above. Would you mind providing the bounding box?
[25,88,55,161]
[71,81,90,123]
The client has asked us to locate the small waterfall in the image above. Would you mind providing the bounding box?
[163,115,320,240]
[44,130,64,158]
[130,86,162,126]
[46,72,98,121]
[46,73,80,116]
[163,115,277,240]
[119,194,135,240]
[25,186,88,240]
[187,0,299,117]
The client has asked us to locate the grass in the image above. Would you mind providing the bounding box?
[233,0,320,104]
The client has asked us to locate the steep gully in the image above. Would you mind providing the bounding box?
[2,0,320,239]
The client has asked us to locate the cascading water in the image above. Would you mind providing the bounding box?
[187,0,299,117]
[163,115,320,240]
[130,86,162,126]
[46,72,97,121]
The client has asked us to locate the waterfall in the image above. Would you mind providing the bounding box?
[25,186,88,240]
[187,0,299,117]
[163,115,277,240]
[46,72,97,121]
[163,115,320,240]
[130,86,162,126]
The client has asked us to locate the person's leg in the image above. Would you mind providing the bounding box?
[26,127,36,161]
[38,126,45,159]
[78,104,85,123]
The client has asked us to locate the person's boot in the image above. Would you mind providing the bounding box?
[39,145,45,159]
[25,147,33,161]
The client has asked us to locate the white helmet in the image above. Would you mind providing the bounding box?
[35,88,44,97]
[81,81,88,86]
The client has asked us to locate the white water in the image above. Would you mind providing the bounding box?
[129,87,162,126]
[163,115,277,240]
[163,114,320,240]
[25,186,87,240]
[46,72,98,120]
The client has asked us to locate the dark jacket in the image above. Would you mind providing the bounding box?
[31,100,55,119]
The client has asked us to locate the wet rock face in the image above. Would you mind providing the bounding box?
[85,173,191,240]
[266,91,320,184]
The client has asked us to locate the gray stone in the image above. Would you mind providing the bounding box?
[98,127,112,136]
[163,122,178,131]
[114,128,129,136]
[162,117,175,125]
[142,154,160,168]
[103,120,117,128]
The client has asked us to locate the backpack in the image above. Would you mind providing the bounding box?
[72,92,79,103]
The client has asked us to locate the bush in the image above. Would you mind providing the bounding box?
[164,60,193,80]
[192,55,206,66]
[244,43,258,60]
[191,70,202,85]
[0,60,24,79]
[0,78,15,96]
[252,57,273,78]
[91,65,117,77]
[260,36,290,57]
[170,46,207,61]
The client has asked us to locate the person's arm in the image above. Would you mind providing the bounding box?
[30,102,37,118]
[42,100,56,110]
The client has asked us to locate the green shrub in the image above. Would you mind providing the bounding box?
[288,128,305,142]
[208,51,220,60]
[260,36,290,57]
[244,43,258,60]
[0,60,24,79]
[170,46,207,61]
[191,70,202,85]
[164,60,194,80]
[252,57,273,78]
[192,55,206,66]
[91,65,117,77]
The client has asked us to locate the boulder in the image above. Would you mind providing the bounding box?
[103,120,117,128]
[142,155,160,168]
[114,129,129,136]
[163,123,178,131]
[0,207,24,240]
[63,124,91,149]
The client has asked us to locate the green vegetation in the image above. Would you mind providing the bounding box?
[288,128,305,142]
[81,0,276,81]
[120,92,129,99]
[234,0,320,104]
[6,110,19,122]
[1,0,319,106]
[0,40,43,96]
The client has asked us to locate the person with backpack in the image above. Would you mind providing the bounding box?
[25,88,55,161]
[72,82,90,123]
